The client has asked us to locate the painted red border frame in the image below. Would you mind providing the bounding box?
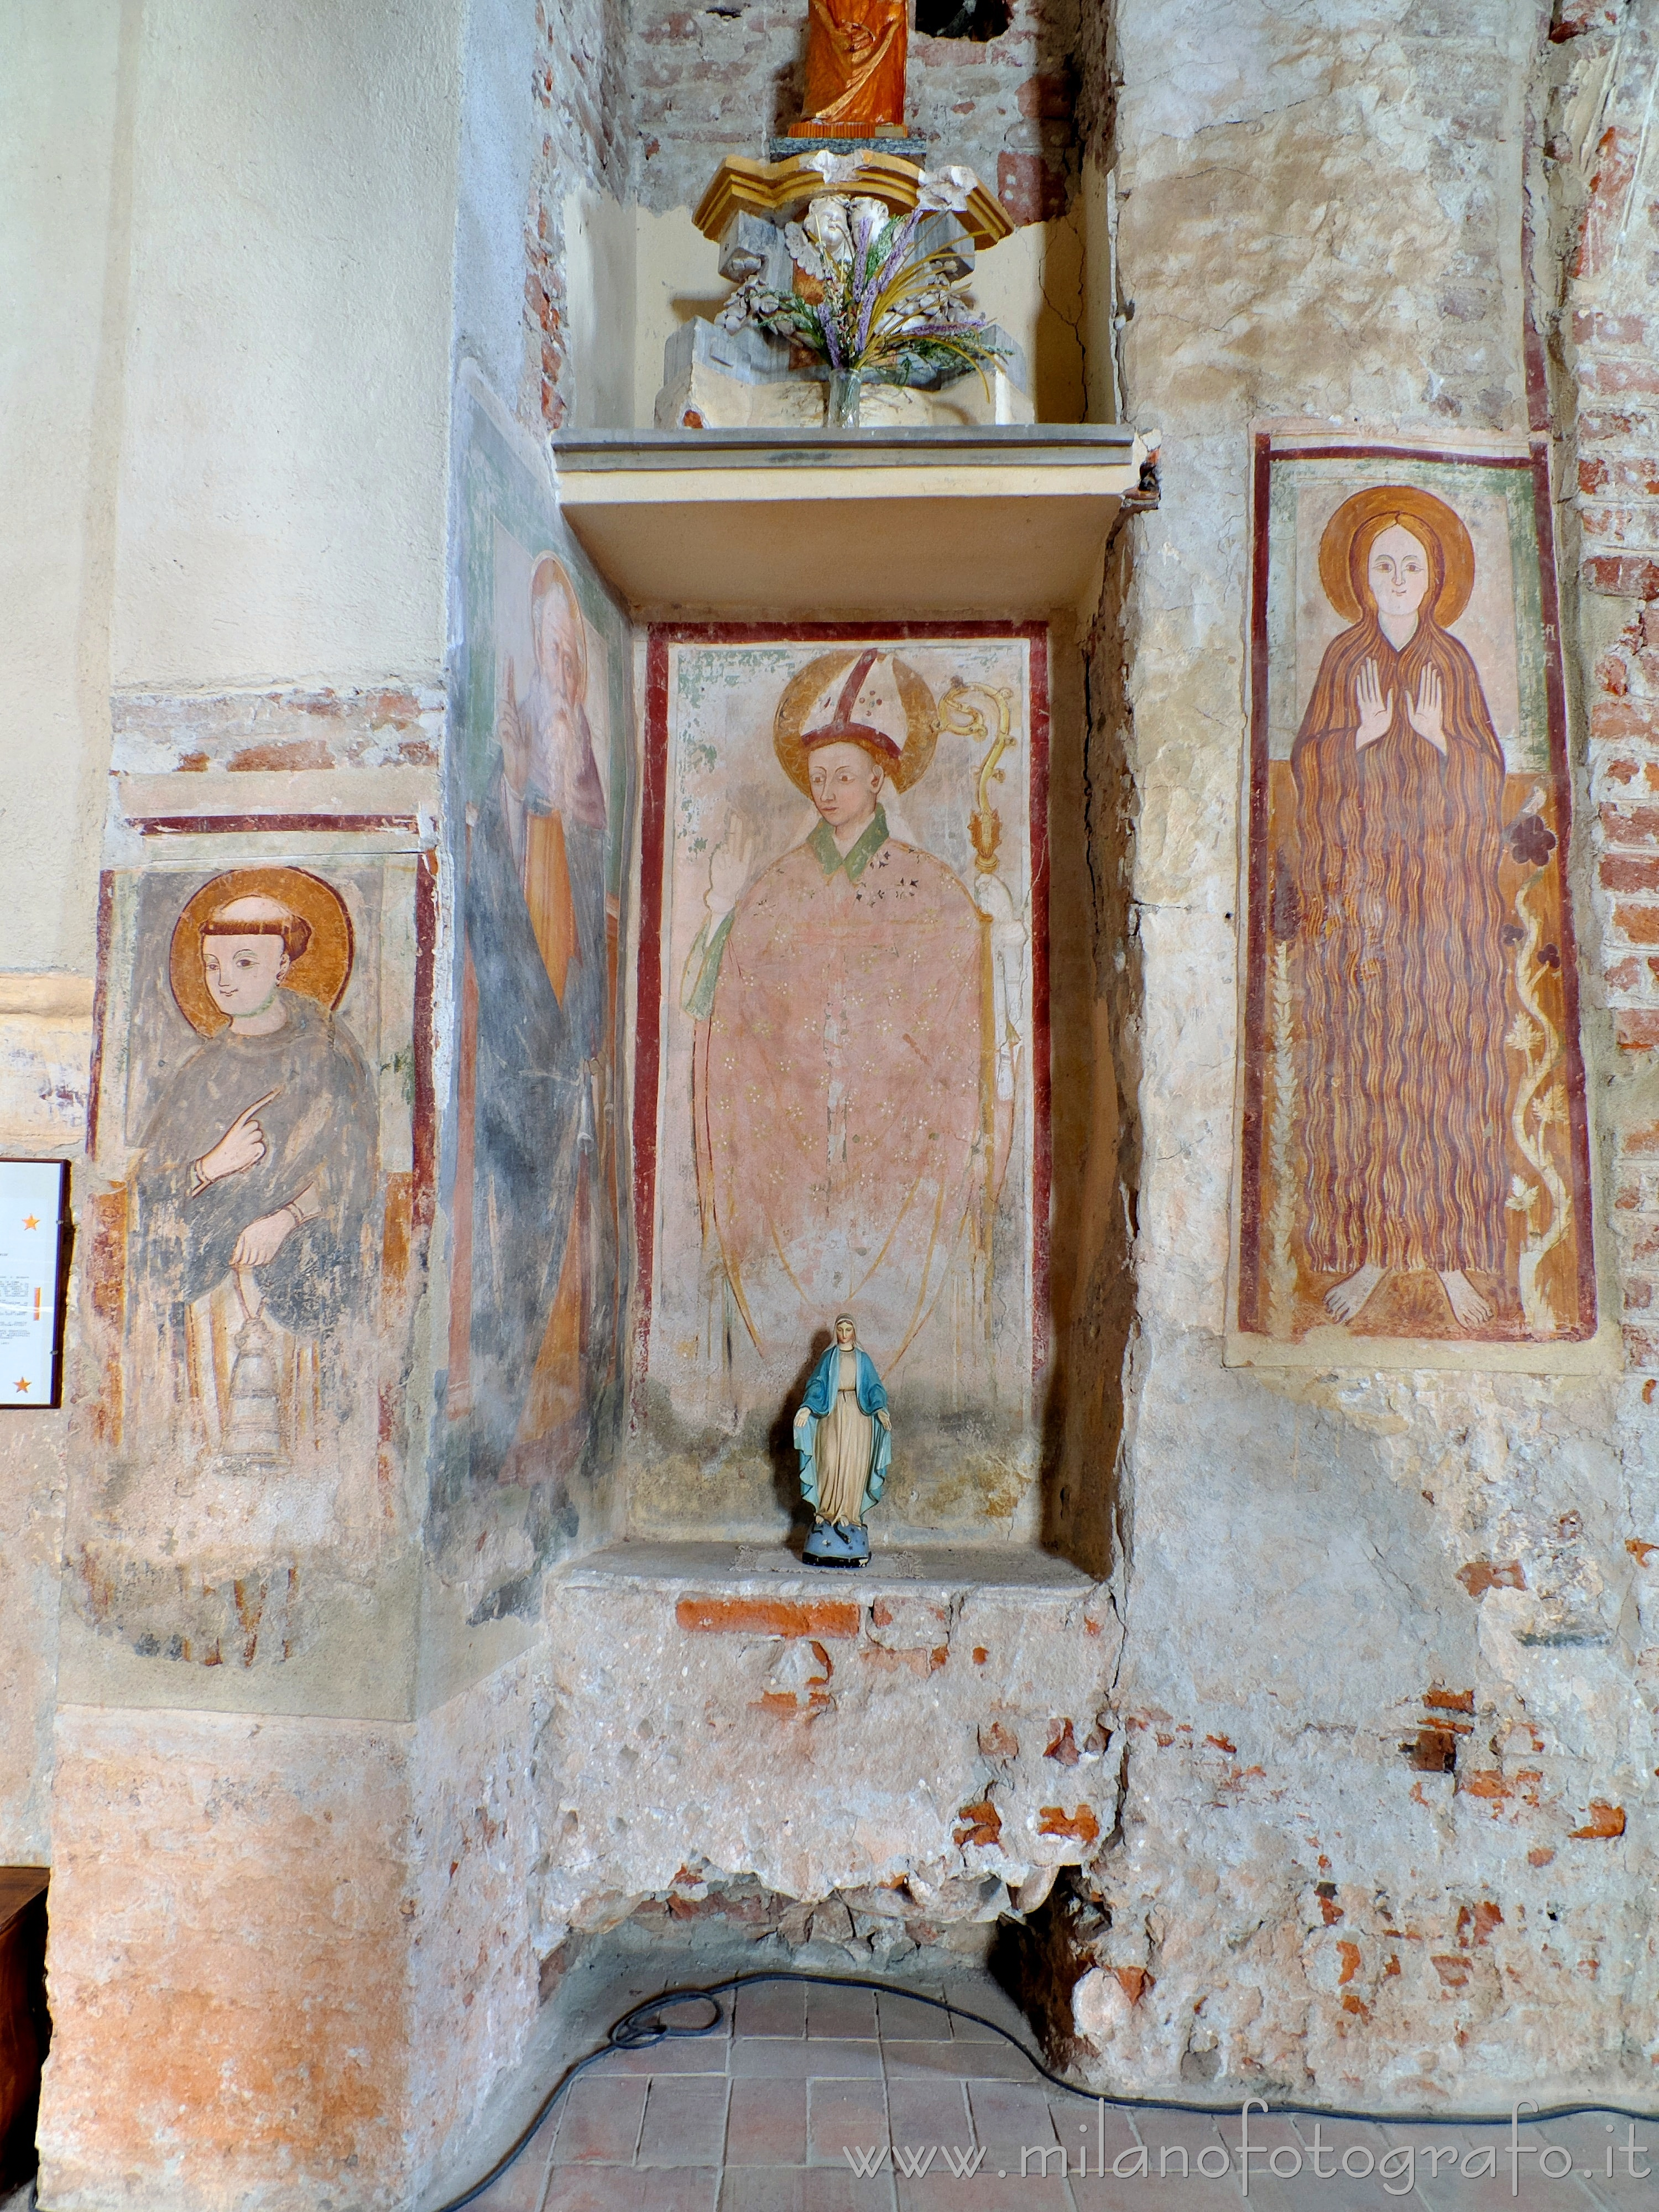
[633,619,1052,1391]
[1237,436,1597,1339]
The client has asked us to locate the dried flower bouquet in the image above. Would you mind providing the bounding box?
[717,191,1006,395]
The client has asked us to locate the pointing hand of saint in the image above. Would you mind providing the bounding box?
[196,1088,280,1187]
[1354,660,1447,755]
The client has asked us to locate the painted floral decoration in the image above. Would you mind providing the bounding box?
[1509,811,1558,868]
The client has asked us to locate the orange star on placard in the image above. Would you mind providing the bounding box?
[14,1379,29,1394]
[22,1216,38,1230]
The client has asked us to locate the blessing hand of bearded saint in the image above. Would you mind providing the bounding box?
[499,655,531,799]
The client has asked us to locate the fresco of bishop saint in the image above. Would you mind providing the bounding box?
[682,649,1005,1373]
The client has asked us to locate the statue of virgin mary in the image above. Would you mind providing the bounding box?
[794,1314,890,1566]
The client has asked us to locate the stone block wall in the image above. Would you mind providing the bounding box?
[1057,0,1659,2107]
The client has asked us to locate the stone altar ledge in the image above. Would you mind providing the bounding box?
[554,1538,1102,1594]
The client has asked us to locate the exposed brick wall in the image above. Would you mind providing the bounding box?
[1592,606,1659,1369]
[525,0,629,427]
[629,0,1081,217]
[1554,0,1659,1365]
[1590,609,1659,1051]
[1615,1102,1659,1368]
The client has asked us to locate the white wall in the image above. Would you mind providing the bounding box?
[109,0,466,691]
[0,1,126,978]
[453,0,544,425]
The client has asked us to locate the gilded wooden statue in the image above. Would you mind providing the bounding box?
[787,0,907,138]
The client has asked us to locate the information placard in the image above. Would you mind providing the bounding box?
[0,1161,70,1408]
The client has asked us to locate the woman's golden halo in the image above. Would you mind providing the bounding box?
[773,650,940,796]
[1318,482,1477,628]
[169,867,355,1038]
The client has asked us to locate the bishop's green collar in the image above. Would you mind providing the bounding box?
[810,806,888,884]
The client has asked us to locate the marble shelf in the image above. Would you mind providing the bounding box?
[550,425,1151,620]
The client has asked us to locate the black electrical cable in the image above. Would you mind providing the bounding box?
[430,1966,1659,2212]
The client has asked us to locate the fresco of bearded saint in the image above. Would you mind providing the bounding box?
[466,551,617,1479]
[681,649,995,1371]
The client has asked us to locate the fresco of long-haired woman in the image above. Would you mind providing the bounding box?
[1230,437,1607,1370]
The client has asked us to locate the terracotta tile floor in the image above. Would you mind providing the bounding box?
[446,1965,1637,2212]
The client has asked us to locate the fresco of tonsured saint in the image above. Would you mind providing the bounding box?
[132,874,377,1462]
[1237,461,1594,1354]
[681,649,1013,1374]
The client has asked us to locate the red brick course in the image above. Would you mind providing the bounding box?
[675,1596,861,1639]
[1564,14,1659,1363]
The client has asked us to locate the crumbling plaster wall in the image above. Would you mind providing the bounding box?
[38,1674,544,2212]
[534,1562,1125,1955]
[1063,0,1659,2103]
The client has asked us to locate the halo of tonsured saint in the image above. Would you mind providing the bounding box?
[773,649,940,795]
[169,867,356,1036]
[1317,482,1477,628]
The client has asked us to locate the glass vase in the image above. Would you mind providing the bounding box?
[827,369,863,429]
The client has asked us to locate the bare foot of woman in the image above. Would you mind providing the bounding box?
[1438,1269,1491,1328]
[1326,1264,1385,1322]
